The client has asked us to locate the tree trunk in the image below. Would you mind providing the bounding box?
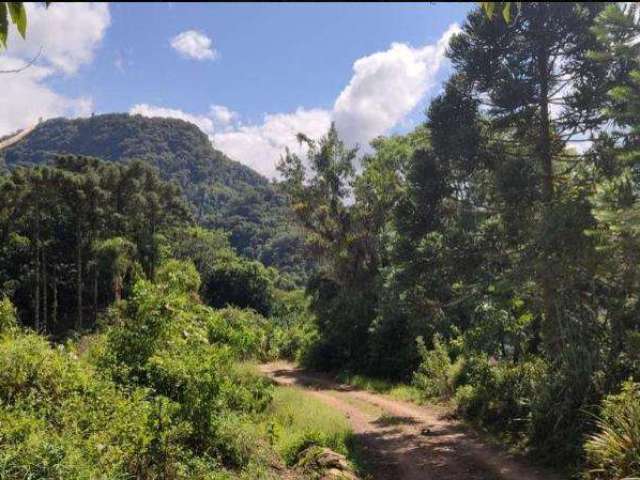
[42,247,47,332]
[76,221,83,331]
[52,274,58,327]
[93,261,98,326]
[114,274,122,302]
[34,212,40,331]
[536,11,560,357]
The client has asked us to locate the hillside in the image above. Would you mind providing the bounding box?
[0,114,310,282]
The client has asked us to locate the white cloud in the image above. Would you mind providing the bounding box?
[129,102,330,178]
[130,104,216,136]
[213,108,332,177]
[7,3,110,74]
[333,24,459,146]
[0,3,109,136]
[170,30,217,61]
[0,58,93,136]
[210,105,238,126]
[129,24,459,178]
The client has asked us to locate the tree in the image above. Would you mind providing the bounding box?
[447,2,607,356]
[201,256,273,316]
[94,237,136,303]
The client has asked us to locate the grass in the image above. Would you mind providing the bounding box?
[335,371,426,404]
[263,386,354,465]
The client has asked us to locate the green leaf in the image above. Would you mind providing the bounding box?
[502,2,511,23]
[0,3,8,48]
[481,2,495,19]
[8,2,26,39]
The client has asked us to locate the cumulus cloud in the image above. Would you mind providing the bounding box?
[210,105,238,127]
[0,3,109,136]
[170,30,217,61]
[130,103,330,178]
[333,24,459,146]
[130,24,459,178]
[130,103,216,135]
[7,3,110,74]
[213,108,332,177]
[0,59,93,136]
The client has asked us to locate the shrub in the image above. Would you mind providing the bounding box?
[156,258,201,295]
[270,289,318,361]
[528,358,600,466]
[453,356,546,434]
[412,334,455,399]
[0,332,157,480]
[584,380,640,479]
[202,257,273,316]
[208,307,274,361]
[0,297,17,335]
[99,265,274,469]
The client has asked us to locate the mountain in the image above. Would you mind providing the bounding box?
[0,113,311,283]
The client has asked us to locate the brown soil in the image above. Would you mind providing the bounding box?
[260,361,563,480]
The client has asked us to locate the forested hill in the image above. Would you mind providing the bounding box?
[0,114,310,282]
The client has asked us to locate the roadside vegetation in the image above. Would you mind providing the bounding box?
[1,2,640,479]
[275,4,640,478]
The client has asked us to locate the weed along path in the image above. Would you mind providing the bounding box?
[260,361,562,480]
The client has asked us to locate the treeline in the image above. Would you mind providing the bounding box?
[1,114,315,284]
[279,3,640,475]
[0,155,279,336]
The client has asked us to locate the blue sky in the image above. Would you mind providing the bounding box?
[1,2,474,177]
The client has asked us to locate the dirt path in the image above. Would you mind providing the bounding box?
[260,361,562,480]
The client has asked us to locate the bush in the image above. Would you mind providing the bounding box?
[0,297,17,335]
[202,257,273,316]
[584,380,640,479]
[0,332,157,480]
[528,358,600,467]
[412,335,456,399]
[208,307,275,361]
[101,262,280,467]
[269,289,318,361]
[156,258,201,295]
[453,356,547,434]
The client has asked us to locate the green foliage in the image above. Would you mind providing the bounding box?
[156,259,201,295]
[0,156,188,335]
[265,387,353,466]
[58,260,288,477]
[269,289,318,362]
[412,335,456,399]
[0,331,157,480]
[584,380,640,479]
[1,114,311,282]
[0,2,36,48]
[202,256,274,316]
[207,307,274,361]
[454,357,547,435]
[0,296,17,335]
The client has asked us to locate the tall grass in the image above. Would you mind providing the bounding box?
[264,386,354,465]
[584,381,640,479]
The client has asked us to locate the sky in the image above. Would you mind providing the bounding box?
[0,2,474,178]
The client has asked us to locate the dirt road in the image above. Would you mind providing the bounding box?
[260,361,562,480]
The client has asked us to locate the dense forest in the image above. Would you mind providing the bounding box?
[0,114,313,283]
[278,2,640,475]
[1,2,640,480]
